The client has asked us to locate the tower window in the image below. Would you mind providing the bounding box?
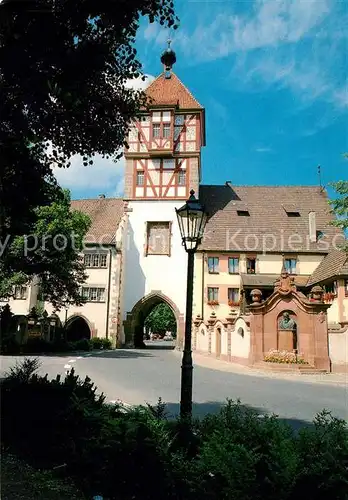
[152,124,161,138]
[178,170,186,186]
[163,123,171,138]
[136,171,144,186]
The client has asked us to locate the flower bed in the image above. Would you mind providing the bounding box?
[264,349,309,364]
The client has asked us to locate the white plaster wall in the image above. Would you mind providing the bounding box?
[327,299,339,324]
[0,296,31,316]
[329,330,348,365]
[343,298,348,322]
[122,200,188,317]
[193,253,204,319]
[196,324,209,352]
[44,247,121,338]
[257,254,282,274]
[221,327,228,356]
[231,317,250,359]
[45,295,108,337]
[297,254,325,275]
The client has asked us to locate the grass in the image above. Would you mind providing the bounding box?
[1,451,85,500]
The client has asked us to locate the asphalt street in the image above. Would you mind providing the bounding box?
[1,346,347,429]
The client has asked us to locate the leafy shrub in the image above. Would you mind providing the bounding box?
[1,362,347,500]
[73,338,91,351]
[0,335,21,354]
[90,337,103,349]
[23,338,52,354]
[101,338,112,350]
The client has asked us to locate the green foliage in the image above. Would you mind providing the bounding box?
[0,189,91,308]
[2,364,347,500]
[329,155,348,250]
[0,0,178,245]
[145,302,177,335]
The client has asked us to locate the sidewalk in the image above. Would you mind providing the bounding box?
[173,350,348,387]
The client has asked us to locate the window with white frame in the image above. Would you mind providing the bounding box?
[228,257,239,274]
[84,253,108,268]
[208,257,219,273]
[136,170,145,186]
[208,287,219,303]
[228,288,240,305]
[82,287,105,302]
[177,170,186,186]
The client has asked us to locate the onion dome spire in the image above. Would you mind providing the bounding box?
[160,39,177,79]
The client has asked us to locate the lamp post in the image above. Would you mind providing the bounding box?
[175,190,207,420]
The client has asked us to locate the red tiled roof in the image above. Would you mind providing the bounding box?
[199,184,343,253]
[71,198,124,245]
[307,250,348,285]
[145,72,203,110]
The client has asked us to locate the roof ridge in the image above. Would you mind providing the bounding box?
[71,197,123,202]
[201,184,326,189]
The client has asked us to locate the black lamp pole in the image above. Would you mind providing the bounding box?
[180,249,195,420]
[176,190,207,422]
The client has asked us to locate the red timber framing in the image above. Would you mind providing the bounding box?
[133,158,189,200]
[125,112,200,156]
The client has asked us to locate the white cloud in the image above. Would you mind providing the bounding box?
[124,73,155,91]
[53,154,125,197]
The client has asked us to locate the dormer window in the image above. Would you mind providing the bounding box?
[283,204,301,217]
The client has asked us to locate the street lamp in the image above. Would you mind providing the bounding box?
[175,189,208,420]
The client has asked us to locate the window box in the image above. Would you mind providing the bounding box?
[228,300,240,307]
[246,269,255,274]
[207,300,219,306]
[323,292,336,302]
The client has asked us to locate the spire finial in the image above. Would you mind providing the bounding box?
[160,40,177,78]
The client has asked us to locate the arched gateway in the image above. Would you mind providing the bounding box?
[124,292,184,348]
[66,315,92,343]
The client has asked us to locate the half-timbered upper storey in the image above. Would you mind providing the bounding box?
[124,68,206,201]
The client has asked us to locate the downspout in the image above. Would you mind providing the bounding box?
[105,247,112,339]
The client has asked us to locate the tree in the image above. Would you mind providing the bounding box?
[0,0,178,241]
[145,303,176,336]
[329,155,348,252]
[0,0,178,305]
[0,189,91,309]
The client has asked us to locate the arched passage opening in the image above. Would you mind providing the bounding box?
[127,292,181,349]
[66,316,91,343]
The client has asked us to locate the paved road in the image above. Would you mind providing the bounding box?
[1,348,347,429]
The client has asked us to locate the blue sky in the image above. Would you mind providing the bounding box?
[54,0,347,199]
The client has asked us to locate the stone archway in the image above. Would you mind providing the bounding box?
[124,292,183,348]
[66,315,92,342]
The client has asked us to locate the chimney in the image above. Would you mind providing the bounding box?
[225,181,232,188]
[99,194,105,199]
[309,211,316,242]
